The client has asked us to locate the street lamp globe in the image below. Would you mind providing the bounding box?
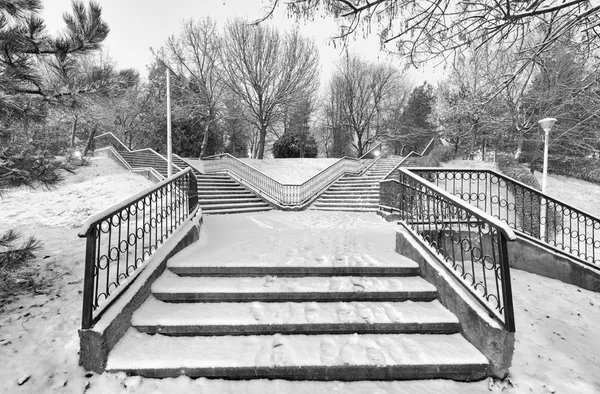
[538,118,557,133]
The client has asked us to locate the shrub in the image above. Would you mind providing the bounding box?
[409,145,454,167]
[272,132,318,158]
[496,153,541,190]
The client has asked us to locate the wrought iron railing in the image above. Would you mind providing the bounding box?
[78,168,198,329]
[381,138,436,181]
[408,168,600,270]
[381,169,516,331]
[202,148,379,207]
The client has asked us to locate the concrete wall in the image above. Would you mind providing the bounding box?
[509,235,600,293]
[79,212,202,372]
[395,227,514,378]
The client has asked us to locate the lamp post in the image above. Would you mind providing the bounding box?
[538,117,556,240]
[166,69,173,178]
[538,117,557,194]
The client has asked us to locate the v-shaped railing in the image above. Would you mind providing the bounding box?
[92,132,382,208]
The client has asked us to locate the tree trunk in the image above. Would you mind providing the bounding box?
[515,128,524,160]
[257,123,267,159]
[200,121,210,159]
[70,115,79,149]
[82,125,98,156]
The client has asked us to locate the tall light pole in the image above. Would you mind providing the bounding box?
[538,117,557,194]
[538,117,556,240]
[166,69,173,178]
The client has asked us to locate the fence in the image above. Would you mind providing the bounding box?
[409,168,600,270]
[78,168,198,329]
[381,168,516,331]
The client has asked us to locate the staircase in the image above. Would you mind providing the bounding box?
[311,156,405,212]
[105,226,489,380]
[196,173,272,215]
[113,150,271,215]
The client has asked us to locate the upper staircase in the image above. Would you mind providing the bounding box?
[103,144,271,215]
[311,156,405,212]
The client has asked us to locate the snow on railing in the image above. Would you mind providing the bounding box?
[203,154,375,207]
[409,167,600,270]
[381,168,516,331]
[78,168,198,329]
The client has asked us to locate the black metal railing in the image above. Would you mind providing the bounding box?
[409,168,600,270]
[78,168,198,329]
[381,169,516,331]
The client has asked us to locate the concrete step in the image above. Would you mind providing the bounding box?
[198,183,242,188]
[328,186,380,191]
[311,206,378,212]
[315,198,378,204]
[313,202,378,209]
[198,193,256,199]
[106,330,488,380]
[320,193,379,198]
[201,202,268,211]
[199,198,263,205]
[131,298,460,335]
[152,271,437,302]
[167,256,420,277]
[202,206,272,215]
[198,189,253,195]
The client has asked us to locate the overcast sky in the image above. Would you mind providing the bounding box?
[41,0,439,86]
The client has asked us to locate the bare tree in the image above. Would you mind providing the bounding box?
[327,54,399,156]
[161,17,225,158]
[221,19,319,159]
[262,1,600,82]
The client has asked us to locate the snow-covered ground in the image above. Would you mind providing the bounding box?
[238,158,340,184]
[0,157,599,393]
[185,157,340,184]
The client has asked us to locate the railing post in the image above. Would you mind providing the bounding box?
[498,232,516,332]
[188,172,198,214]
[82,227,97,329]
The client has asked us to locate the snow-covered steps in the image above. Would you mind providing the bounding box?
[151,272,438,303]
[132,299,461,336]
[310,156,406,212]
[106,330,488,380]
[167,252,420,277]
[196,173,272,215]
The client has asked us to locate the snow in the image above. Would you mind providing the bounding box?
[132,299,459,326]
[152,270,435,294]
[239,158,341,184]
[107,330,487,369]
[0,157,599,393]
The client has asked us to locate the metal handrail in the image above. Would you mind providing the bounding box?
[78,168,198,329]
[203,153,373,206]
[408,167,600,269]
[381,168,516,331]
[381,138,436,181]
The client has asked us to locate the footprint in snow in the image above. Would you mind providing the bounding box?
[263,276,276,288]
[340,338,364,365]
[382,303,403,322]
[305,302,319,323]
[320,339,338,365]
[337,304,355,323]
[356,304,375,323]
[388,337,423,364]
[367,347,387,366]
[271,336,287,366]
[250,302,265,322]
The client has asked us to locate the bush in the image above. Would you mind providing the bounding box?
[409,145,454,167]
[496,153,541,190]
[272,132,318,158]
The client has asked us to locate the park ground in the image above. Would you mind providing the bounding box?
[0,157,599,393]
